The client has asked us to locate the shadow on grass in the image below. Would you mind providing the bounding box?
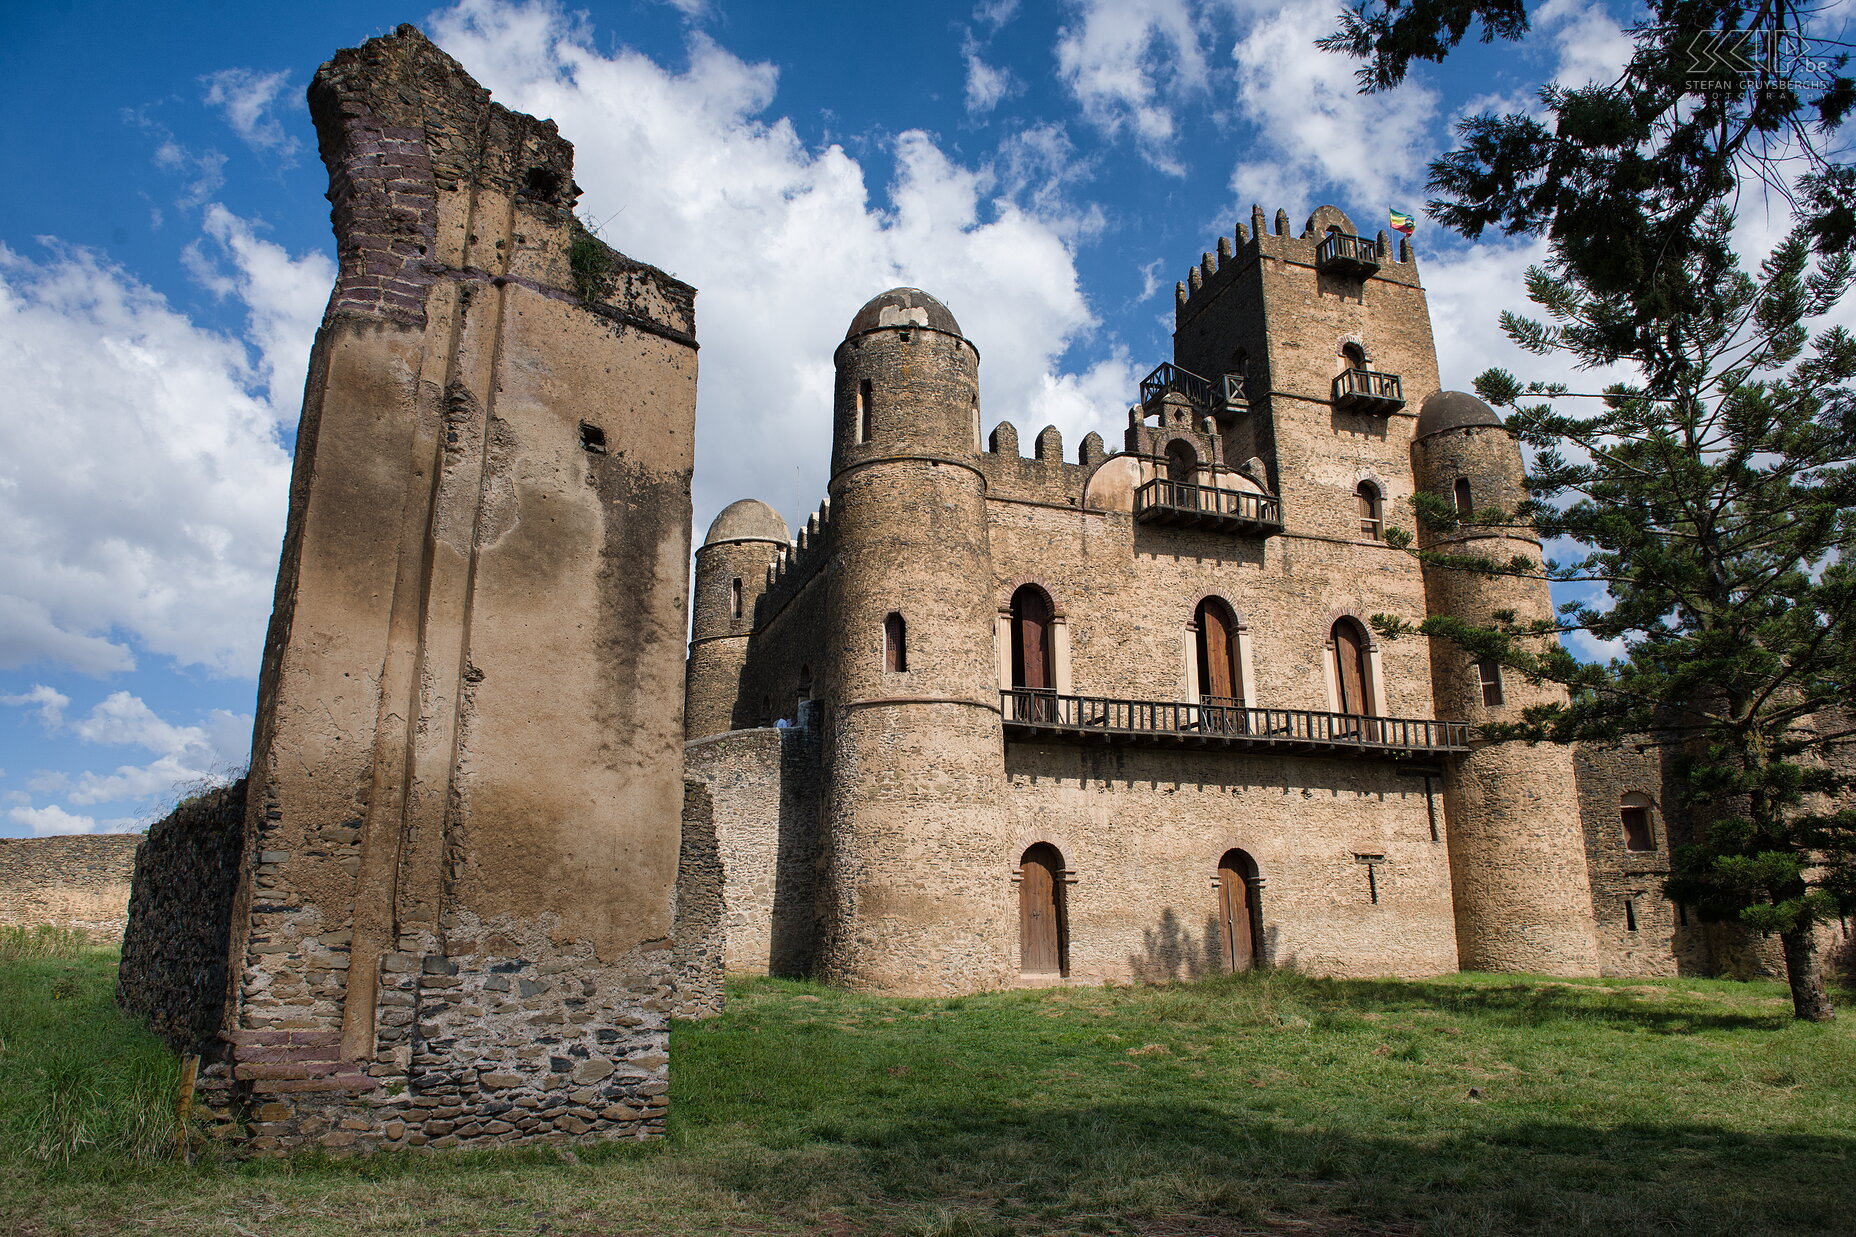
[1265,973,1794,1033]
[674,1098,1855,1235]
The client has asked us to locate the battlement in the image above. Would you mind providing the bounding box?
[757,498,833,620]
[977,419,1102,506]
[1174,204,1420,324]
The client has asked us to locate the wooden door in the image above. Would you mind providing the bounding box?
[1019,845,1064,975]
[1198,601,1238,705]
[1218,853,1255,971]
[1334,620,1373,715]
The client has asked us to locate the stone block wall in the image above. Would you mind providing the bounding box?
[0,832,142,941]
[673,778,724,1018]
[116,779,247,1053]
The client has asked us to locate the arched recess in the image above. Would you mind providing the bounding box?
[1189,598,1250,737]
[1018,842,1069,977]
[1340,341,1369,372]
[1164,438,1199,486]
[1215,849,1262,972]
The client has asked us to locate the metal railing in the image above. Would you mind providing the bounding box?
[1332,368,1404,409]
[1001,690,1471,755]
[1316,232,1382,273]
[1134,479,1282,528]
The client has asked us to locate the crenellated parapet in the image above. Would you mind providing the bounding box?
[977,419,1094,506]
[756,499,834,622]
[1174,204,1421,323]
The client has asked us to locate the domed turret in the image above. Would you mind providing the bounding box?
[1410,392,1601,975]
[686,499,790,739]
[831,287,980,474]
[704,499,789,547]
[845,287,964,339]
[1415,390,1503,440]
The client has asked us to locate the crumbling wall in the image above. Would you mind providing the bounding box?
[198,24,697,1154]
[672,779,724,1018]
[0,833,142,941]
[116,780,247,1053]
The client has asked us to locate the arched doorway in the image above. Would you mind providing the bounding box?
[1010,585,1055,721]
[1165,438,1198,485]
[1195,597,1243,734]
[1216,849,1260,971]
[1019,843,1068,976]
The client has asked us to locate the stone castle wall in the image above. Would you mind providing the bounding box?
[189,25,699,1154]
[117,780,248,1053]
[0,832,142,941]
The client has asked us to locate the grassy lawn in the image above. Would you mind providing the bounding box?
[2,938,1852,1236]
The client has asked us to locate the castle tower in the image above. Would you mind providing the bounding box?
[1411,391,1601,973]
[818,289,1012,994]
[686,500,789,738]
[1170,205,1439,542]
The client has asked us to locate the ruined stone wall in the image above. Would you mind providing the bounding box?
[672,779,724,1018]
[204,25,696,1154]
[684,720,823,976]
[0,832,142,941]
[1002,744,1455,981]
[1572,740,1711,977]
[116,780,247,1053]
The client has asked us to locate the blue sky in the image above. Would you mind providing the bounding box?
[0,0,1670,836]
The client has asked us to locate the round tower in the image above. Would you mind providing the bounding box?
[1411,391,1601,974]
[819,288,1011,994]
[686,499,788,739]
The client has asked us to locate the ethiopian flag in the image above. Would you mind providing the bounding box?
[1389,209,1417,236]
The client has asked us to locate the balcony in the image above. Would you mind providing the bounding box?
[1331,368,1405,414]
[1139,363,1248,415]
[1315,232,1382,278]
[1135,479,1282,534]
[1001,690,1471,757]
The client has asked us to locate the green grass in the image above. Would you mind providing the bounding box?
[2,954,1852,1236]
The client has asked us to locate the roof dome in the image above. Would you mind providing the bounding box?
[1416,390,1503,439]
[703,499,789,547]
[845,287,963,339]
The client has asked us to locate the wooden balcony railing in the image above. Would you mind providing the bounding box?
[1315,232,1382,278]
[1134,479,1282,534]
[1001,689,1471,756]
[1331,367,1405,414]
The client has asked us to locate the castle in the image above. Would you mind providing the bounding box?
[678,208,1699,995]
[103,25,1846,1157]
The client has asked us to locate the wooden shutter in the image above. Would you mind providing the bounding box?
[1218,858,1254,972]
[1198,601,1237,705]
[1013,588,1051,692]
[1019,846,1063,975]
[1335,621,1372,715]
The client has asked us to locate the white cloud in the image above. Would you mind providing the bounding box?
[1054,0,1210,174]
[8,804,105,836]
[964,43,1015,117]
[70,690,212,759]
[2,684,70,729]
[975,0,1021,29]
[201,68,302,159]
[426,0,1123,536]
[0,221,325,678]
[1535,0,1635,86]
[1228,0,1439,209]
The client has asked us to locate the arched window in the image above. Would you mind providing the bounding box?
[1620,793,1655,851]
[1331,618,1375,716]
[1356,481,1382,540]
[729,576,743,619]
[1009,586,1055,722]
[1476,658,1504,706]
[1230,348,1249,378]
[883,612,907,672]
[1341,341,1367,371]
[1216,849,1261,971]
[1454,476,1473,516]
[1165,439,1198,484]
[1195,598,1242,708]
[856,379,873,443]
[1018,843,1068,976]
[797,664,812,702]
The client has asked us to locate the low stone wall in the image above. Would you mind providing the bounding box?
[116,779,247,1054]
[0,832,142,941]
